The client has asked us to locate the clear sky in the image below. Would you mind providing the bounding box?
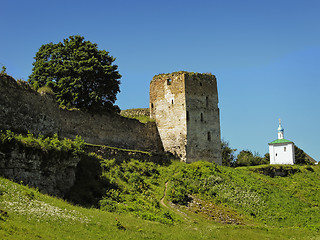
[1,0,319,161]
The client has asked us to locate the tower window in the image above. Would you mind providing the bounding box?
[200,113,203,122]
[167,79,172,85]
[186,111,189,121]
[207,132,211,141]
[206,96,209,107]
[171,99,174,104]
[151,103,154,108]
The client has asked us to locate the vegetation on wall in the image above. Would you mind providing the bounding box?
[28,35,121,112]
[0,129,85,156]
[120,108,154,123]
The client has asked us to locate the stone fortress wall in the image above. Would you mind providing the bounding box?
[0,74,163,153]
[0,72,221,165]
[150,72,221,164]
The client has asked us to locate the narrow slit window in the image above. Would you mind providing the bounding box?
[284,147,286,152]
[207,132,211,141]
[206,96,209,107]
[151,103,154,108]
[171,99,174,104]
[200,113,203,122]
[186,111,189,121]
[167,79,172,85]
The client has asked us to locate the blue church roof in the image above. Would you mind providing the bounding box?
[278,124,284,132]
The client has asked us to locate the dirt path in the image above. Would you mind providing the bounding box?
[160,182,169,208]
[160,181,190,221]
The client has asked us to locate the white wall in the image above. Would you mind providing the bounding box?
[269,143,295,165]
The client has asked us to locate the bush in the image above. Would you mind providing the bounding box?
[168,184,190,205]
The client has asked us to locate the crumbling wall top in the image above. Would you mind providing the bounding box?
[151,71,215,82]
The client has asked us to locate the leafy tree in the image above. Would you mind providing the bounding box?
[295,145,314,165]
[263,153,270,163]
[236,150,254,167]
[221,139,236,167]
[28,35,121,112]
[235,150,268,167]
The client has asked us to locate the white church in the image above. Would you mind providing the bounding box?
[269,119,295,165]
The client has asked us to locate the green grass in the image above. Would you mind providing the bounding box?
[166,162,320,228]
[122,115,155,123]
[120,108,154,123]
[0,177,319,240]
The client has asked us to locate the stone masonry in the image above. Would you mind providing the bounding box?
[0,74,163,153]
[150,72,221,164]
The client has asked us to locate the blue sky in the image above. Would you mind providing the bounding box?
[1,0,319,161]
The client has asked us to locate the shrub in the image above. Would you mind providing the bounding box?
[37,86,54,95]
[168,185,190,205]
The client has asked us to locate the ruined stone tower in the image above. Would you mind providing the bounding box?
[150,71,222,164]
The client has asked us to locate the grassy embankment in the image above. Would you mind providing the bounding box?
[0,130,320,239]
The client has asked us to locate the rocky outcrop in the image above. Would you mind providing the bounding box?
[0,141,80,197]
[0,137,170,199]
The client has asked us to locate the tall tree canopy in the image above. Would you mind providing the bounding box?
[29,35,121,112]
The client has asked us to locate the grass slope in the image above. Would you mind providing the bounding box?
[0,177,319,240]
[1,162,320,239]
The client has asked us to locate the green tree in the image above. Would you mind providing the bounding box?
[28,35,121,112]
[236,150,254,167]
[236,150,268,167]
[263,153,270,164]
[221,139,236,167]
[294,145,314,165]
